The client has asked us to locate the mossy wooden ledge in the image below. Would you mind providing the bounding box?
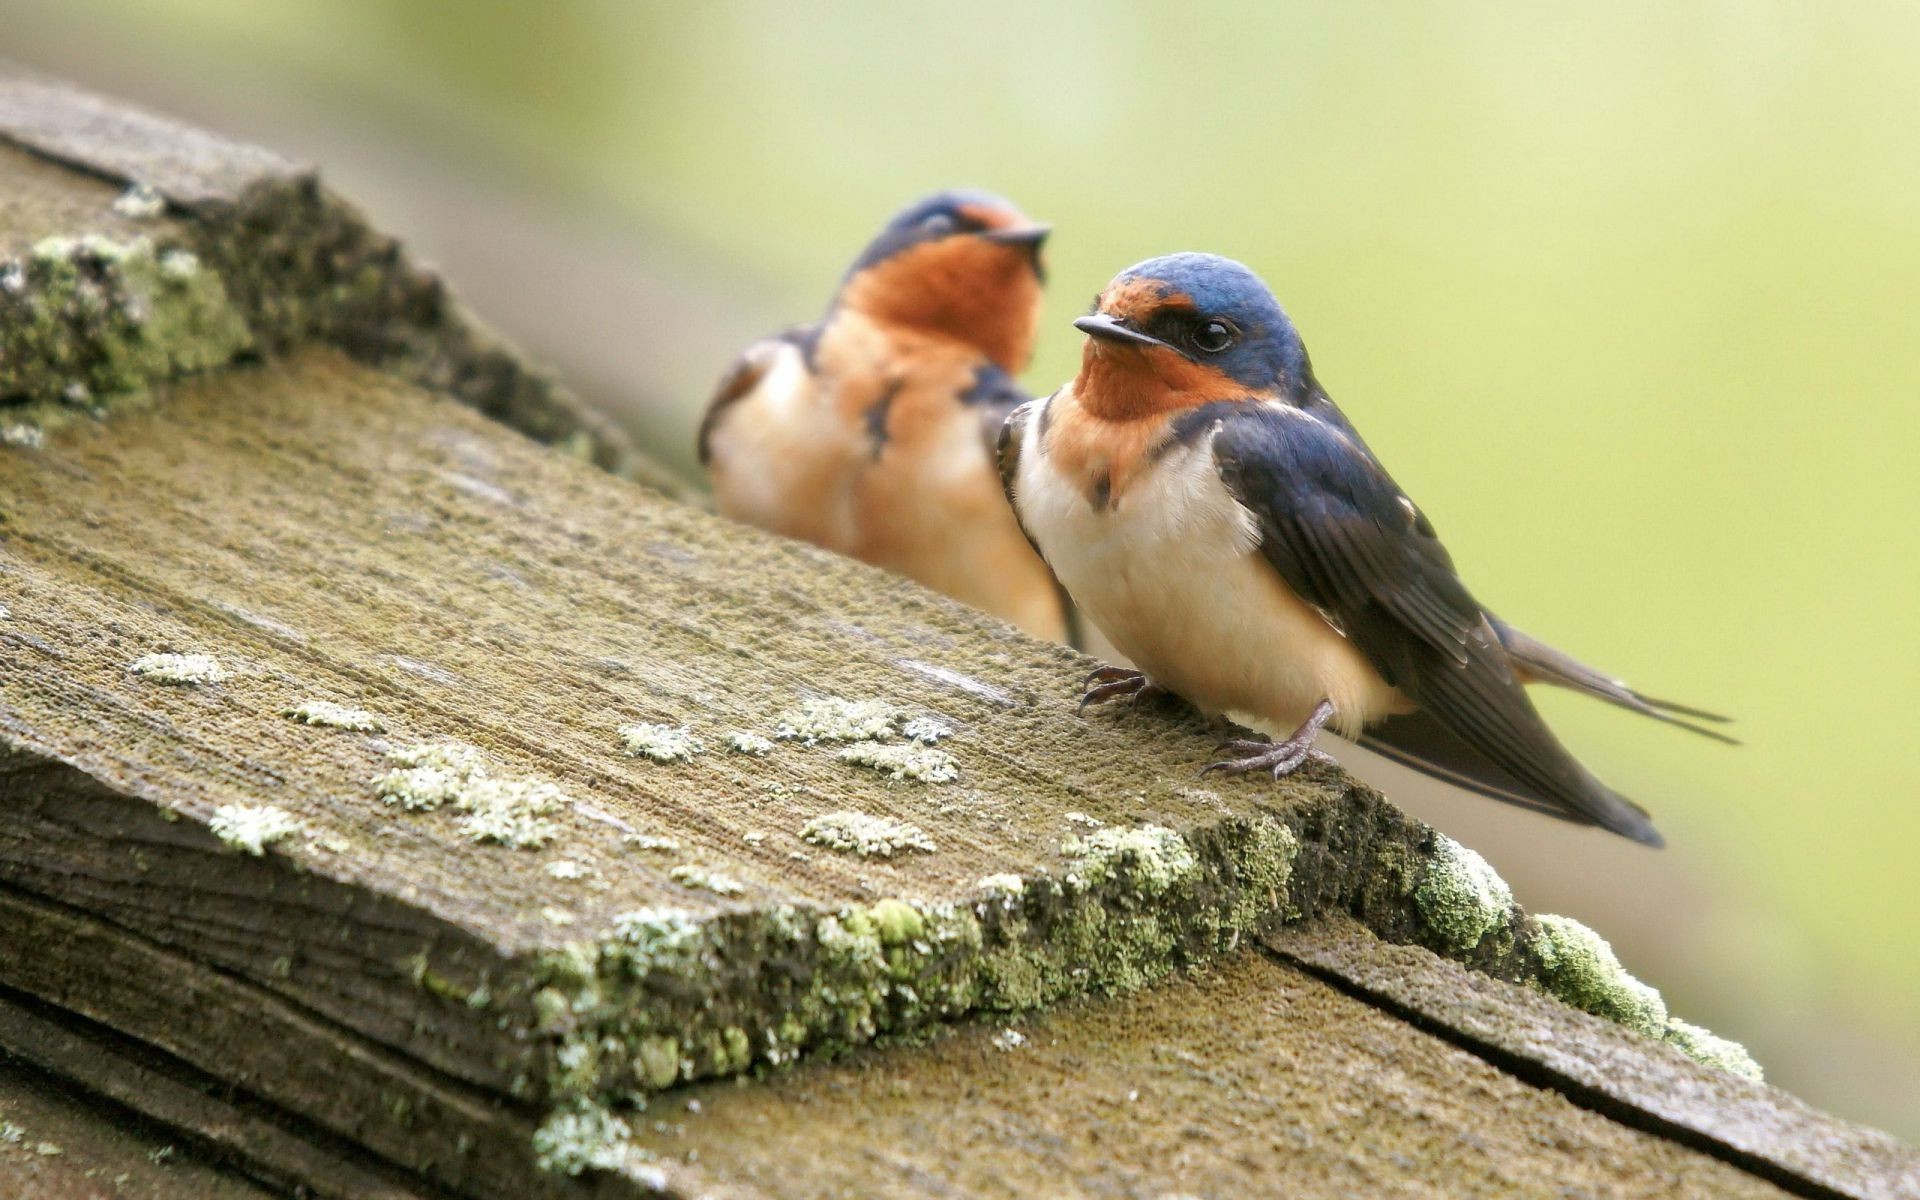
[2,76,1916,1200]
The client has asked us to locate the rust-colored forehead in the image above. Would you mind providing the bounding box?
[1099,278,1194,317]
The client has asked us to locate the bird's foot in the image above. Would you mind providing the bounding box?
[1200,700,1338,780]
[1078,665,1167,713]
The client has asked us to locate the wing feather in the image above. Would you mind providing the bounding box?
[1206,403,1662,846]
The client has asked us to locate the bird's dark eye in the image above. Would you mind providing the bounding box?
[920,213,957,236]
[1191,319,1235,354]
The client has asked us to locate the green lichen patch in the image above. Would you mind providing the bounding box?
[1662,1018,1764,1081]
[111,182,166,221]
[618,722,705,763]
[525,808,1303,1161]
[1413,834,1514,956]
[1061,825,1198,898]
[532,1100,638,1176]
[620,833,681,854]
[668,865,746,896]
[208,803,302,856]
[1531,913,1669,1038]
[0,233,252,423]
[775,696,907,744]
[900,716,952,744]
[977,874,1025,899]
[801,810,937,858]
[128,651,226,685]
[283,699,387,732]
[837,741,958,784]
[371,741,566,848]
[724,730,775,756]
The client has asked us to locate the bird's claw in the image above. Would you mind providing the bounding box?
[1077,666,1166,713]
[1200,700,1338,781]
[1199,739,1333,780]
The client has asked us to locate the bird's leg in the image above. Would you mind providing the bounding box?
[1078,665,1168,713]
[1201,699,1338,780]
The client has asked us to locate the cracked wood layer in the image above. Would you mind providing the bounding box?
[1266,920,1920,1200]
[640,947,1793,1200]
[0,1053,277,1200]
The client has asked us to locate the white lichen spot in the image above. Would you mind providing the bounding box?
[836,741,959,784]
[620,833,681,853]
[533,1101,633,1176]
[669,865,746,896]
[1413,835,1514,956]
[801,810,937,858]
[542,906,576,926]
[618,722,705,763]
[148,1145,174,1165]
[0,1121,22,1146]
[1664,1018,1764,1081]
[372,741,565,848]
[546,859,589,881]
[775,696,906,744]
[157,248,200,280]
[742,830,766,844]
[724,730,774,756]
[129,652,226,685]
[456,778,564,849]
[208,804,301,856]
[372,742,487,811]
[1532,913,1669,1037]
[283,699,387,732]
[977,873,1025,899]
[992,1028,1027,1051]
[34,1142,61,1157]
[1065,811,1105,828]
[901,716,952,744]
[2,423,44,449]
[111,182,166,220]
[1061,825,1197,898]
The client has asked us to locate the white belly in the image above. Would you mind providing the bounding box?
[1013,408,1403,736]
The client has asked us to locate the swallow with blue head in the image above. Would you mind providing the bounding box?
[700,189,1068,642]
[997,252,1735,846]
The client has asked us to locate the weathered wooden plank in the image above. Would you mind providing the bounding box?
[632,947,1794,1200]
[0,1054,280,1200]
[1266,919,1920,1200]
[0,996,431,1200]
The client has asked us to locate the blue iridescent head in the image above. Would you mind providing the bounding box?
[837,189,1051,372]
[1075,253,1311,399]
[846,189,1049,280]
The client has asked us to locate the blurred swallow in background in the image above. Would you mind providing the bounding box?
[700,189,1069,641]
[1000,253,1733,846]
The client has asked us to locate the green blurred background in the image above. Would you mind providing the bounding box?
[10,0,1915,1138]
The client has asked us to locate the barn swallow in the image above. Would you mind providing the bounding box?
[699,190,1068,642]
[999,253,1733,846]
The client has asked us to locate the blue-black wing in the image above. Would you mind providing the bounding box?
[1200,401,1663,846]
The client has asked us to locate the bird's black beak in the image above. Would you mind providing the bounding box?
[982,224,1050,250]
[983,224,1049,279]
[1074,313,1168,350]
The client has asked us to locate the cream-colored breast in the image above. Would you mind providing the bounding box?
[1013,398,1405,735]
[705,342,865,551]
